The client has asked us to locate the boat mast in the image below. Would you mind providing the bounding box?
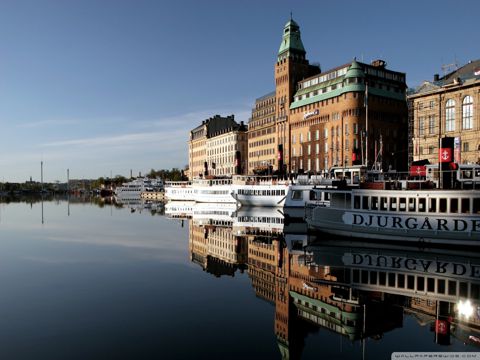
[365,81,369,167]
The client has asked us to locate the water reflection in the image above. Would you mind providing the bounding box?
[169,203,480,357]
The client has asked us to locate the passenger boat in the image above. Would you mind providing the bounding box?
[115,177,164,199]
[231,175,290,207]
[305,186,480,246]
[165,177,235,203]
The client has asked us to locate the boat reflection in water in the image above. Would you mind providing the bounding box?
[174,206,480,358]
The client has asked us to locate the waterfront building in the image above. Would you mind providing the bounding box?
[188,115,247,180]
[248,92,276,174]
[248,18,320,175]
[289,59,408,173]
[408,60,480,165]
[248,18,408,174]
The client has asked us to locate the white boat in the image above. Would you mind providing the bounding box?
[192,178,235,203]
[305,187,480,246]
[165,178,235,203]
[231,175,290,207]
[164,181,194,201]
[115,177,164,199]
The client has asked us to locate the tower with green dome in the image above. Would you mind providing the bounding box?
[274,17,320,173]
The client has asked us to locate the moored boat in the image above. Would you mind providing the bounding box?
[115,177,164,200]
[305,187,480,246]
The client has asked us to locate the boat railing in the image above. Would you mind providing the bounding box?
[232,175,290,186]
[165,181,192,187]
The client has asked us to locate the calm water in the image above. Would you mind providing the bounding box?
[0,197,478,359]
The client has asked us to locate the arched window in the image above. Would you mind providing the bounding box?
[445,99,455,132]
[462,96,473,130]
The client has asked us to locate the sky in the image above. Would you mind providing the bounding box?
[0,0,478,182]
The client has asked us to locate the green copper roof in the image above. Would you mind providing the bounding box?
[278,18,305,56]
[344,59,365,79]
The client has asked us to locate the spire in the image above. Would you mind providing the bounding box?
[278,17,306,61]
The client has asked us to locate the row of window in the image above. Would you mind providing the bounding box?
[292,124,359,144]
[353,194,480,214]
[445,96,474,131]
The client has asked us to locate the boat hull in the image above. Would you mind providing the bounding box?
[307,207,480,246]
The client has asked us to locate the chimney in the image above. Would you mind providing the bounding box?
[433,74,439,81]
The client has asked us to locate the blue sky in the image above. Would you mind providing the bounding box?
[0,0,478,182]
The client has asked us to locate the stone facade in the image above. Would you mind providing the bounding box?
[408,60,480,165]
[188,115,247,179]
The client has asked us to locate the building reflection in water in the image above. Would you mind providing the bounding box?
[168,203,480,358]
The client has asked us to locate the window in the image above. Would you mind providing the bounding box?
[307,144,311,155]
[445,99,455,131]
[428,115,435,134]
[315,130,319,140]
[462,96,473,130]
[419,117,424,136]
[315,143,319,154]
[429,100,434,109]
[307,131,311,141]
[300,133,304,143]
[353,123,358,134]
[345,123,349,135]
[463,142,469,152]
[292,135,296,144]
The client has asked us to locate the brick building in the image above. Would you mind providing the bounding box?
[248,18,408,175]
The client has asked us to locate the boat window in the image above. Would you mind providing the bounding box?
[388,273,395,287]
[399,198,407,211]
[459,282,468,298]
[325,193,330,201]
[408,198,416,212]
[352,269,359,283]
[380,197,388,211]
[389,197,397,211]
[361,270,368,284]
[354,196,361,209]
[397,274,405,288]
[427,277,435,292]
[417,277,425,291]
[346,193,351,203]
[418,198,426,212]
[370,271,377,284]
[362,196,369,210]
[429,198,437,213]
[439,198,447,213]
[450,198,459,213]
[437,279,446,294]
[461,198,470,213]
[448,281,457,296]
[407,275,415,290]
[471,284,480,300]
[474,198,480,213]
[291,190,303,200]
[371,197,379,210]
[378,272,386,285]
